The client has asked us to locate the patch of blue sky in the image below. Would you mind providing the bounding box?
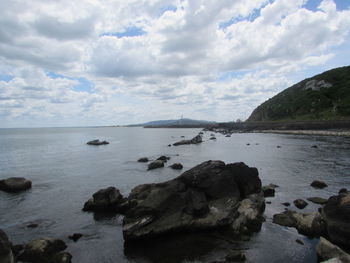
[219,4,264,29]
[46,71,95,93]
[217,71,249,82]
[304,0,350,11]
[158,5,177,16]
[100,26,145,38]
[0,74,14,82]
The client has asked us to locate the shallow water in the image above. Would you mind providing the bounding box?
[0,127,349,262]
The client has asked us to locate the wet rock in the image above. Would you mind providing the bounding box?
[266,201,271,204]
[0,229,14,263]
[173,135,203,146]
[53,252,72,263]
[262,184,278,197]
[317,237,350,263]
[294,199,308,209]
[86,139,109,145]
[311,180,328,189]
[0,177,32,193]
[246,143,250,146]
[27,223,39,228]
[307,197,328,205]
[273,210,326,237]
[137,157,149,162]
[168,144,171,147]
[83,187,125,212]
[322,192,350,249]
[226,250,246,261]
[169,163,183,170]
[276,145,281,148]
[225,135,231,137]
[11,244,24,258]
[296,239,304,245]
[282,202,291,207]
[210,137,216,140]
[123,161,264,241]
[157,156,170,162]
[147,160,165,170]
[18,237,67,263]
[311,145,318,148]
[338,188,347,194]
[68,233,83,242]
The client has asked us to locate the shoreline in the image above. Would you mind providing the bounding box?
[254,129,350,136]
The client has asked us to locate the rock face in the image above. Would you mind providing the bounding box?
[18,238,67,263]
[0,177,32,193]
[122,161,264,241]
[0,229,14,263]
[169,163,183,170]
[311,180,328,189]
[272,210,326,237]
[173,135,202,146]
[322,192,350,249]
[86,139,109,145]
[83,187,125,212]
[147,160,165,170]
[317,237,350,263]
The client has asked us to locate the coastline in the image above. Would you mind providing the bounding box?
[254,129,350,136]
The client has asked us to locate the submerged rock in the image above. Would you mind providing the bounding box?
[86,139,109,146]
[68,233,83,242]
[169,163,183,170]
[147,160,164,170]
[122,160,264,241]
[322,192,350,249]
[307,197,328,205]
[311,180,328,189]
[262,184,278,197]
[0,229,14,263]
[137,157,149,162]
[18,237,67,263]
[157,156,170,162]
[173,135,203,146]
[294,199,308,209]
[317,237,350,263]
[0,177,32,193]
[83,187,125,212]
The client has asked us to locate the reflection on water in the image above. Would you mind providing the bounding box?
[0,127,349,262]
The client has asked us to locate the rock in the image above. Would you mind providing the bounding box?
[311,180,328,189]
[317,237,350,263]
[296,239,304,245]
[262,184,278,197]
[311,145,318,148]
[53,252,72,263]
[27,223,39,228]
[0,177,32,193]
[225,135,231,137]
[147,160,164,170]
[273,210,326,237]
[86,139,109,145]
[225,250,246,261]
[307,197,328,205]
[68,233,83,242]
[157,156,170,162]
[173,135,203,146]
[282,202,291,207]
[123,161,264,241]
[169,163,183,170]
[168,144,171,147]
[266,201,271,204]
[294,199,308,209]
[18,237,67,263]
[338,188,347,194]
[0,229,14,263]
[138,157,149,162]
[83,187,125,212]
[210,137,216,140]
[322,192,350,249]
[246,143,250,146]
[276,145,281,148]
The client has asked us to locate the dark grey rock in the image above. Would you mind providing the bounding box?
[226,250,246,261]
[296,239,304,245]
[68,233,83,242]
[338,188,347,194]
[169,163,183,170]
[262,184,278,197]
[307,197,328,205]
[317,237,350,263]
[0,177,32,193]
[86,139,109,145]
[282,202,291,207]
[137,157,149,162]
[157,156,170,162]
[147,160,165,170]
[53,252,72,263]
[173,135,202,146]
[294,199,308,209]
[83,187,125,212]
[311,180,328,189]
[0,229,14,263]
[27,223,39,228]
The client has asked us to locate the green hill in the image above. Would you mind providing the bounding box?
[247,66,350,122]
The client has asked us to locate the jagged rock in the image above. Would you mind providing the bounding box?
[169,163,183,170]
[262,184,278,197]
[307,197,328,205]
[338,188,347,194]
[123,161,264,241]
[86,139,109,145]
[273,210,326,237]
[322,192,350,249]
[18,237,67,263]
[157,156,170,162]
[294,199,308,209]
[0,177,32,193]
[317,237,350,263]
[0,229,14,263]
[68,233,83,242]
[83,187,125,212]
[53,252,72,263]
[147,160,164,170]
[311,180,328,189]
[137,157,149,162]
[173,135,203,146]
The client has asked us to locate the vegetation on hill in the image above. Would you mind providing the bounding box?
[247,66,350,121]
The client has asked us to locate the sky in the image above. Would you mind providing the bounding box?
[0,0,350,128]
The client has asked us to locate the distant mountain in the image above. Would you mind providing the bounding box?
[247,66,350,122]
[127,118,216,127]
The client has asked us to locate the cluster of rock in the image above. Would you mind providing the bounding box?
[173,134,203,146]
[86,139,109,146]
[137,155,183,171]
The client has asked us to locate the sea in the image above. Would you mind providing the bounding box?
[0,127,349,263]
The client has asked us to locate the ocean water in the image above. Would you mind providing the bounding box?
[0,127,349,263]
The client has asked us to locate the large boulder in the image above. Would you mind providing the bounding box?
[173,135,202,146]
[322,192,350,249]
[317,237,350,263]
[18,238,67,263]
[123,161,264,241]
[311,180,328,189]
[273,210,326,237]
[0,229,14,263]
[83,187,125,212]
[0,177,32,193]
[169,163,183,170]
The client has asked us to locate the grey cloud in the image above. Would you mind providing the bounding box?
[218,94,242,100]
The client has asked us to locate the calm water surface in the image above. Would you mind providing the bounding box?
[0,127,349,263]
